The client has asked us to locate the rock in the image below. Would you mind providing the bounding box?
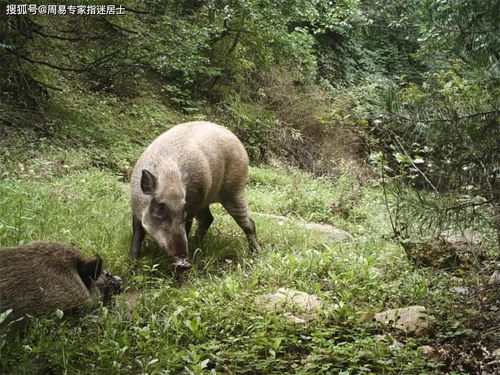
[492,348,500,358]
[441,231,484,247]
[301,222,353,241]
[488,270,500,285]
[254,288,324,323]
[255,213,353,241]
[374,306,435,336]
[451,286,469,295]
[487,348,500,366]
[374,334,404,349]
[420,345,439,360]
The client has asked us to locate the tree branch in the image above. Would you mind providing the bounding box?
[442,197,499,212]
[7,47,122,72]
[396,110,499,123]
[124,6,149,14]
[98,17,139,34]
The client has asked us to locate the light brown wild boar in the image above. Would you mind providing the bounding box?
[130,121,261,270]
[0,242,122,323]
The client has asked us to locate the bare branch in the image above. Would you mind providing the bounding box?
[98,18,139,35]
[442,197,499,212]
[396,110,499,124]
[7,47,122,72]
[124,6,150,14]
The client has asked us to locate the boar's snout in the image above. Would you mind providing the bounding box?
[171,257,192,272]
[97,270,123,303]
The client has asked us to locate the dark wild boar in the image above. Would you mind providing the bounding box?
[0,242,122,323]
[130,121,260,270]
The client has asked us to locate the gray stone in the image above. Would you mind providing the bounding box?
[255,213,353,241]
[488,270,500,285]
[374,306,435,336]
[419,345,440,360]
[374,334,404,349]
[451,286,469,295]
[301,222,353,241]
[254,288,324,323]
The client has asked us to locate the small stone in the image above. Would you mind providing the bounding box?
[301,222,353,241]
[374,306,435,336]
[451,286,469,294]
[488,270,500,285]
[254,288,324,323]
[254,213,353,241]
[420,345,439,360]
[375,334,403,349]
[492,348,500,358]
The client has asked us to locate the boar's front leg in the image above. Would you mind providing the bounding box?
[185,215,194,237]
[194,207,214,242]
[130,216,146,259]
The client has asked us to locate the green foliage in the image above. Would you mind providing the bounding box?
[0,1,498,371]
[0,91,183,180]
[211,100,276,160]
[362,0,500,249]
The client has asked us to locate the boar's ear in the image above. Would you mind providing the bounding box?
[77,255,103,288]
[141,169,157,195]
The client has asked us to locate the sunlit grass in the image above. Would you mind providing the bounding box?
[0,166,459,374]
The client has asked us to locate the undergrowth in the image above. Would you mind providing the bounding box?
[0,165,480,374]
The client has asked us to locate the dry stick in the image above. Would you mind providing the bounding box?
[98,17,139,34]
[15,54,50,129]
[395,110,499,123]
[380,162,398,240]
[7,47,121,72]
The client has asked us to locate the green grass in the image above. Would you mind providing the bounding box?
[0,91,185,181]
[0,165,468,375]
[0,87,487,374]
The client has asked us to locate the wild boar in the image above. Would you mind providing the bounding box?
[0,242,122,323]
[130,121,260,270]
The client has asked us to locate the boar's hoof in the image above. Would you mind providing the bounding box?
[172,258,192,272]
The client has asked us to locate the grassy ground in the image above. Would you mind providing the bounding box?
[0,165,469,375]
[0,92,496,374]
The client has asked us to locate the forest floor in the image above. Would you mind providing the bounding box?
[0,91,499,375]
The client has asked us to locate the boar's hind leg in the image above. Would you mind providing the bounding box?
[221,197,261,253]
[130,216,146,259]
[194,207,214,242]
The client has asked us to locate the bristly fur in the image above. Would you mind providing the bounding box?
[0,242,122,323]
[130,121,261,266]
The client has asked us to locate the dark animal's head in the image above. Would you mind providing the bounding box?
[95,270,123,304]
[76,256,122,303]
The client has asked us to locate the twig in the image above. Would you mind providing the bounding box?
[7,47,121,72]
[124,7,149,14]
[396,110,499,124]
[99,18,139,34]
[442,197,499,212]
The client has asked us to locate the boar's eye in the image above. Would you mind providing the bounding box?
[152,202,170,219]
